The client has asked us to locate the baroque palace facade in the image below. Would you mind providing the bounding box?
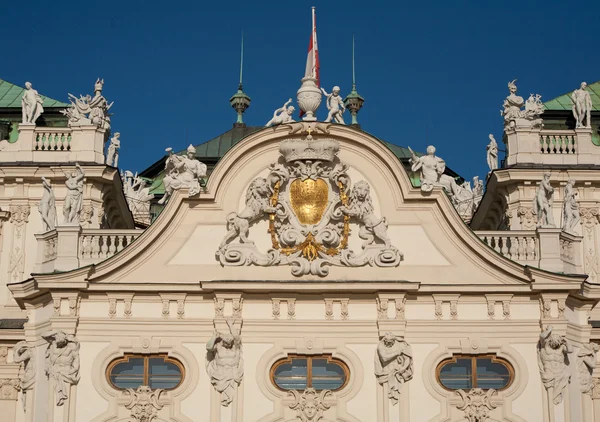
[0,68,600,422]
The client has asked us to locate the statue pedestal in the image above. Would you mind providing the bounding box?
[54,224,82,272]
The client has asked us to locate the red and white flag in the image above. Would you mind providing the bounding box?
[304,7,320,83]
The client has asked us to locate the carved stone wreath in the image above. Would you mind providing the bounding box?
[216,123,403,277]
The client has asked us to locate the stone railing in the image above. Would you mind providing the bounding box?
[0,124,108,164]
[476,230,539,265]
[476,228,583,274]
[505,126,596,167]
[539,130,577,155]
[35,226,142,273]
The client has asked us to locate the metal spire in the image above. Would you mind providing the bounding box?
[344,35,364,127]
[230,31,251,127]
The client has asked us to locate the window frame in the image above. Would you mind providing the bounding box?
[270,354,350,392]
[106,353,185,391]
[435,354,514,392]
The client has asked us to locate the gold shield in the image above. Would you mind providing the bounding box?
[289,178,329,225]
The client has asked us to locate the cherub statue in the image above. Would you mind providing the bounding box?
[218,177,278,250]
[42,330,80,406]
[106,132,121,167]
[321,86,346,124]
[265,99,295,127]
[339,180,392,249]
[206,318,244,406]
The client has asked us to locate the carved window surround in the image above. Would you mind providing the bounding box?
[213,293,243,319]
[255,342,364,422]
[90,340,198,422]
[422,339,529,422]
[270,354,350,392]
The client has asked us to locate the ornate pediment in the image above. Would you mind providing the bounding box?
[216,124,402,277]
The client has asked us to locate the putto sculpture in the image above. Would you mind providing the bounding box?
[63,164,85,224]
[216,125,402,276]
[39,177,57,231]
[321,86,346,124]
[106,132,121,167]
[486,134,498,173]
[206,318,244,406]
[158,145,207,205]
[562,179,580,235]
[265,98,295,127]
[533,172,555,228]
[572,82,592,129]
[537,325,572,405]
[21,82,44,125]
[288,388,331,422]
[42,330,80,406]
[577,342,599,394]
[61,78,113,129]
[374,332,414,405]
[501,79,543,128]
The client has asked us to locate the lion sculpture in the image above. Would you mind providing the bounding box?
[339,180,392,249]
[219,177,278,250]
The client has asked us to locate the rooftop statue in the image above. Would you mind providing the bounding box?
[21,81,44,125]
[63,164,85,224]
[122,170,155,226]
[158,145,207,205]
[61,78,113,129]
[501,80,543,128]
[106,132,121,167]
[562,179,580,235]
[265,98,295,127]
[409,145,460,197]
[533,171,555,228]
[321,86,346,124]
[486,134,498,173]
[39,177,57,231]
[42,330,80,406]
[206,318,243,406]
[572,82,592,129]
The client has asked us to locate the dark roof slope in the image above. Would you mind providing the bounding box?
[0,78,67,108]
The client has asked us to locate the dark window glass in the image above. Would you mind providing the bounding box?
[272,355,348,391]
[437,355,513,391]
[108,355,183,391]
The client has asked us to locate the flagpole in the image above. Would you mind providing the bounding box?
[312,7,316,80]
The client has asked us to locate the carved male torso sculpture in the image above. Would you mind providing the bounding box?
[572,82,592,128]
[534,172,555,227]
[538,326,572,404]
[374,333,413,404]
[43,330,80,406]
[21,82,44,124]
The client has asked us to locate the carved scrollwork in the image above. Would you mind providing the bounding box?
[216,136,403,277]
[288,388,331,422]
[456,388,498,422]
[125,386,163,422]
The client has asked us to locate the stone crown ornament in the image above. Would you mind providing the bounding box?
[216,122,403,277]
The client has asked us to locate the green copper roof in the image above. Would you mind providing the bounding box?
[544,80,600,111]
[188,125,263,158]
[0,78,68,108]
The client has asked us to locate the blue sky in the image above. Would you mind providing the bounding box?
[3,0,600,182]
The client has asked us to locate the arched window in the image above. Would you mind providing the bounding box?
[107,354,184,390]
[270,354,349,391]
[436,354,514,391]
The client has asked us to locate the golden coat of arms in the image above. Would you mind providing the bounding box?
[217,124,402,277]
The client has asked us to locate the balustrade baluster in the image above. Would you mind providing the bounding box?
[107,235,117,257]
[100,235,109,258]
[500,236,509,257]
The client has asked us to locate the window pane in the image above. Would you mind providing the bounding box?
[476,358,511,390]
[439,358,473,390]
[110,358,145,389]
[148,358,182,390]
[274,358,308,390]
[311,359,346,390]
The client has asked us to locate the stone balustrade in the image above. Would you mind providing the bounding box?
[35,226,142,273]
[0,124,108,164]
[504,126,596,166]
[476,228,583,274]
